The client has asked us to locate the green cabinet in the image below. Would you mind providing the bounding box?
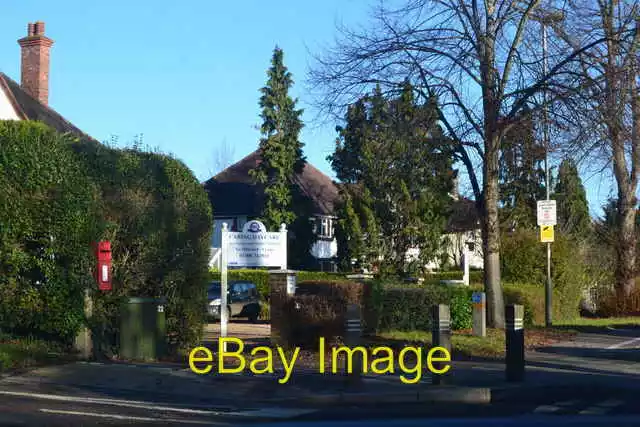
[119,297,167,361]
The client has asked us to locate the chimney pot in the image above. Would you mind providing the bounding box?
[27,23,35,36]
[34,21,45,35]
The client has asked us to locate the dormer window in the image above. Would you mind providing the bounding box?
[315,216,334,238]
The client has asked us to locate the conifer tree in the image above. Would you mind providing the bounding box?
[554,159,591,238]
[250,47,315,268]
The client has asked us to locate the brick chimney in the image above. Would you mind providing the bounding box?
[17,21,54,105]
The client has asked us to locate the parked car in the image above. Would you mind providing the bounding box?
[206,280,261,323]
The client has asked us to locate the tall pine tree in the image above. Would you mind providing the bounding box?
[553,159,591,238]
[250,47,315,268]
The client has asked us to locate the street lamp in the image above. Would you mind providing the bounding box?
[533,9,564,327]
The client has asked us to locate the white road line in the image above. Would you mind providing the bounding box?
[0,390,223,415]
[39,408,213,424]
[579,399,624,415]
[606,336,640,349]
[533,399,580,414]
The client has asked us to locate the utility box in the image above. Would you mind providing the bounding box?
[119,297,167,361]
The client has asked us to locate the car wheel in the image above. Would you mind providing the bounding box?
[248,305,260,323]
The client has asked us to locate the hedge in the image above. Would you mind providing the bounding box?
[365,282,474,332]
[0,121,213,354]
[279,280,363,349]
[0,121,102,343]
[209,269,348,301]
[73,139,212,354]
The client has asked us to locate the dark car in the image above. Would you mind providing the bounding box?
[206,280,261,323]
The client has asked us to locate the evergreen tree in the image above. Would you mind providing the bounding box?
[499,106,546,229]
[250,47,315,268]
[331,81,453,274]
[553,159,591,238]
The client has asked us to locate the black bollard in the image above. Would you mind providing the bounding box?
[344,304,363,386]
[431,304,451,385]
[505,304,525,382]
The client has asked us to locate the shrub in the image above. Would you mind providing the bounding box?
[72,139,212,355]
[280,280,362,349]
[0,122,102,343]
[596,288,640,317]
[365,283,474,332]
[209,269,348,301]
[501,229,587,323]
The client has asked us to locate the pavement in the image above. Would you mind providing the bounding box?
[0,322,637,425]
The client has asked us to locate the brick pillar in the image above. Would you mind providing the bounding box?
[269,270,297,347]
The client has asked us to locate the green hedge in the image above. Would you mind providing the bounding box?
[0,121,212,353]
[209,269,348,301]
[424,271,483,284]
[365,282,474,332]
[73,140,212,354]
[0,122,102,343]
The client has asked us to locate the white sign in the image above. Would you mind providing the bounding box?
[224,221,287,268]
[537,200,557,226]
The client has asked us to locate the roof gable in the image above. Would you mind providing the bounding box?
[204,150,340,217]
[0,72,92,139]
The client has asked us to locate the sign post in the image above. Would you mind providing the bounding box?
[219,220,288,350]
[537,200,556,327]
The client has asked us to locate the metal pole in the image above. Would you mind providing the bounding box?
[542,22,553,327]
[220,223,229,351]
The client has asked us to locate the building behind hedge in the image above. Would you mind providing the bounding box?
[204,152,484,272]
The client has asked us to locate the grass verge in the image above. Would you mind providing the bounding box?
[374,327,577,360]
[0,335,71,373]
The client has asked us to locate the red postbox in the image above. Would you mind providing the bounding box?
[95,241,112,291]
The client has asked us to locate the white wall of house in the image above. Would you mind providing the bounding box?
[0,91,19,120]
[424,229,484,271]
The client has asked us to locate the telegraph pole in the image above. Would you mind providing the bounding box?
[542,20,552,327]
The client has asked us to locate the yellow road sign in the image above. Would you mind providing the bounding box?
[540,225,554,243]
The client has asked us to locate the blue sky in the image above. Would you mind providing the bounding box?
[0,1,616,217]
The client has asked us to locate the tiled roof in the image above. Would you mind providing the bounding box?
[0,72,93,140]
[203,150,340,217]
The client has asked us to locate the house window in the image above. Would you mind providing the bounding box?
[315,217,333,238]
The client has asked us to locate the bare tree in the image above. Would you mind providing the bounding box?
[554,0,640,298]
[208,138,236,177]
[308,0,596,327]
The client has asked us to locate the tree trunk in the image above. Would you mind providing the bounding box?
[616,195,636,298]
[482,135,505,328]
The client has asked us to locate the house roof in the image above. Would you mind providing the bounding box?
[0,72,93,139]
[203,150,340,217]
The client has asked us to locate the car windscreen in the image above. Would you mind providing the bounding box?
[207,283,221,298]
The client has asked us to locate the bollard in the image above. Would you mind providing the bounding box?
[344,304,363,386]
[505,304,525,382]
[472,292,487,337]
[431,304,452,385]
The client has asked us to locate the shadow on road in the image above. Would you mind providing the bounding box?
[534,346,640,362]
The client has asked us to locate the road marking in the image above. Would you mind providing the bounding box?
[579,399,624,415]
[39,409,212,424]
[533,399,580,414]
[607,336,640,349]
[0,390,225,415]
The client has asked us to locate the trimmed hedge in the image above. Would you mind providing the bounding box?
[209,269,348,301]
[73,140,212,354]
[365,282,474,332]
[0,121,212,353]
[424,271,483,285]
[279,280,363,349]
[0,122,102,343]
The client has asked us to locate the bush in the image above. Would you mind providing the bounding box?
[501,229,586,323]
[596,287,640,317]
[365,282,474,332]
[72,140,213,355]
[0,122,102,343]
[424,271,483,285]
[280,280,362,349]
[209,269,348,301]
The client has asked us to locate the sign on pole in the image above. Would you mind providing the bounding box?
[537,200,557,226]
[219,220,288,347]
[540,225,554,243]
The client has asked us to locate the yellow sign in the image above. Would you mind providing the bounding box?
[540,225,554,243]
